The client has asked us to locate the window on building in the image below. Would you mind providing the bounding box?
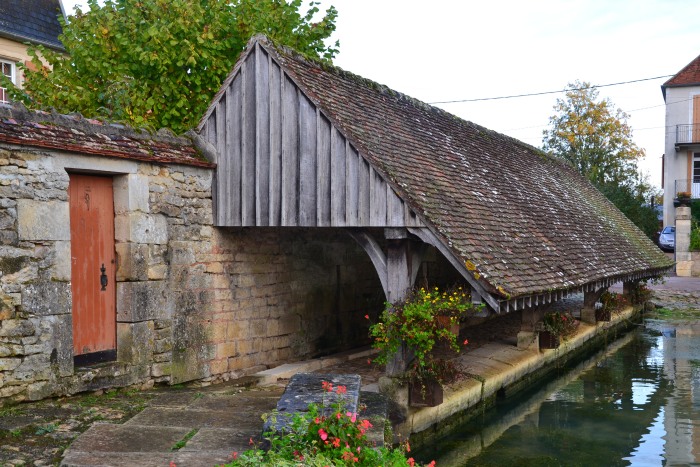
[1,60,16,103]
[694,153,700,182]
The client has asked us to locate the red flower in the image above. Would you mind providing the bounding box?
[463,339,469,345]
[318,428,328,441]
[336,385,347,395]
[364,314,369,319]
[407,458,415,466]
[332,437,341,448]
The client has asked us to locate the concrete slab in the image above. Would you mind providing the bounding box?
[61,450,232,467]
[180,427,258,452]
[125,407,261,430]
[65,423,191,452]
[190,394,279,412]
[148,390,201,407]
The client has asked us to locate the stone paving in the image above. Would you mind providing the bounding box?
[61,382,283,467]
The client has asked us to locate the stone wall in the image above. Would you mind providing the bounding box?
[0,138,473,404]
[0,143,389,404]
[692,252,700,277]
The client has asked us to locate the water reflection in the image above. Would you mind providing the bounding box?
[415,320,700,466]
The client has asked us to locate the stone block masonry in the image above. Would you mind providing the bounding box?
[0,143,386,404]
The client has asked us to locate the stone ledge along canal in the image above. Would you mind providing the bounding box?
[413,319,700,466]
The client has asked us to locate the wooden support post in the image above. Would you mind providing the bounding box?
[622,281,638,304]
[384,228,416,376]
[517,306,542,350]
[581,287,607,324]
[349,228,425,376]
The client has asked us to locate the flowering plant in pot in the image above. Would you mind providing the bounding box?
[674,191,692,207]
[368,286,477,406]
[368,286,476,368]
[597,291,628,321]
[540,311,578,349]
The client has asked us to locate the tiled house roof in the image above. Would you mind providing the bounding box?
[0,0,65,51]
[662,54,700,98]
[0,104,212,168]
[252,37,671,299]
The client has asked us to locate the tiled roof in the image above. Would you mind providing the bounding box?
[260,37,671,298]
[0,0,65,51]
[0,104,213,168]
[662,54,700,92]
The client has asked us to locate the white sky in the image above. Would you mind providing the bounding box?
[61,0,700,189]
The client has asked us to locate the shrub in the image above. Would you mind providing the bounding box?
[223,382,434,467]
[368,286,478,369]
[542,311,578,339]
[690,221,700,252]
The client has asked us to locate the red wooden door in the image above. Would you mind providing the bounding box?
[69,174,116,365]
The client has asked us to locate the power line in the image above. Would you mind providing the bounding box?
[429,75,673,105]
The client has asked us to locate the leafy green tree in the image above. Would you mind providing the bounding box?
[543,81,660,239]
[542,81,644,188]
[2,0,338,134]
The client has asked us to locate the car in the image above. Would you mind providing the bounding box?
[658,226,675,252]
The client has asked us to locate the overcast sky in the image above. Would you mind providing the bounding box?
[60,0,700,189]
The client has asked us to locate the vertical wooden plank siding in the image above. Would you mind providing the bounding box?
[255,47,271,225]
[357,158,370,225]
[298,94,317,225]
[223,79,235,226]
[268,56,282,226]
[281,74,299,226]
[203,48,424,229]
[241,50,257,225]
[316,113,332,226]
[370,167,387,224]
[215,102,226,225]
[387,187,403,226]
[330,127,346,226]
[230,73,243,225]
[345,143,359,225]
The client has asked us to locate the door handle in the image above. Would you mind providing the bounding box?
[100,264,108,291]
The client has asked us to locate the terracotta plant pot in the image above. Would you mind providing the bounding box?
[539,330,560,350]
[596,309,611,322]
[409,380,444,407]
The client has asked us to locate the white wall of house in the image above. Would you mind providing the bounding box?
[663,86,700,227]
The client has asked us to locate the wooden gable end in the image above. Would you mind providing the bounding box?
[200,43,424,228]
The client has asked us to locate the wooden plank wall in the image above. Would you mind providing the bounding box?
[202,44,424,229]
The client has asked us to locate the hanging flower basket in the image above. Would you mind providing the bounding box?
[539,330,560,349]
[409,379,444,407]
[675,192,692,207]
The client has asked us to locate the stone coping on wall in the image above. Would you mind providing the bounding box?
[398,305,639,444]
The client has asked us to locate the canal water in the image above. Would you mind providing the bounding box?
[414,319,700,466]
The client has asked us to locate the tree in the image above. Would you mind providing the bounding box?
[542,81,660,239]
[2,0,338,134]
